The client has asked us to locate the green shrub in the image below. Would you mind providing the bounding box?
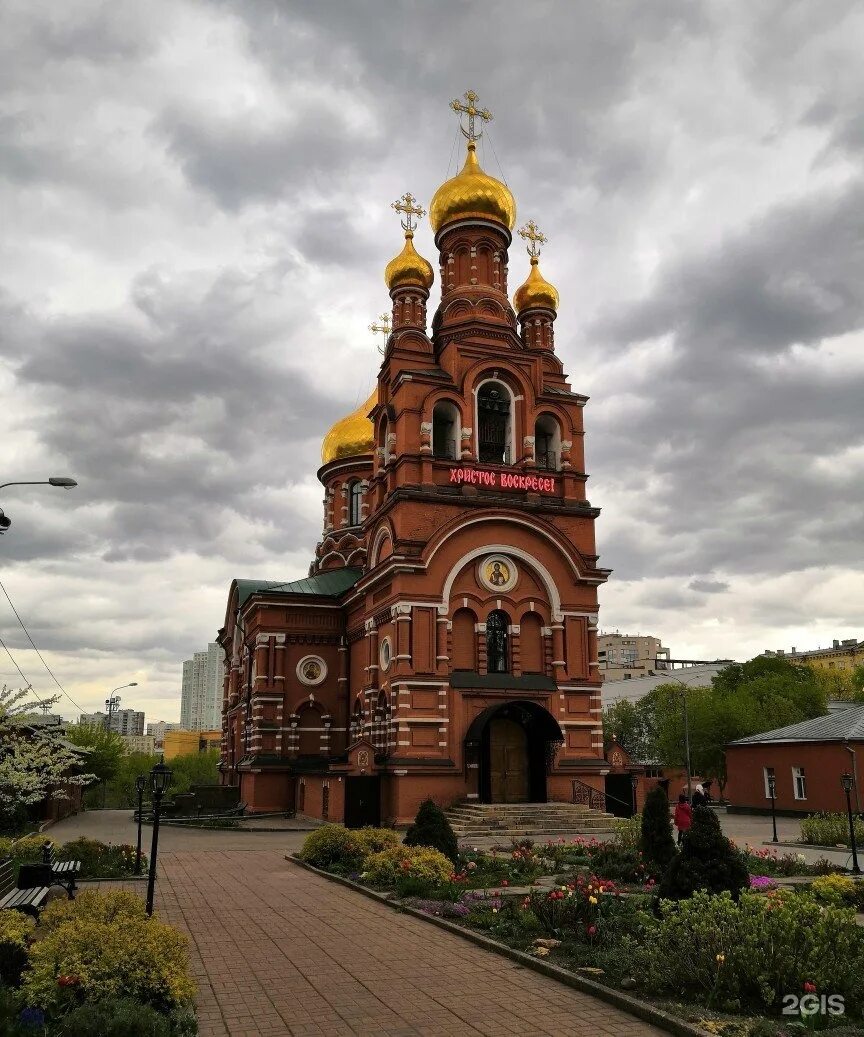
[613,814,642,852]
[23,912,195,1013]
[0,912,33,986]
[640,788,676,874]
[801,811,864,846]
[659,806,749,901]
[54,837,142,877]
[633,889,864,1013]
[354,827,400,856]
[363,845,453,888]
[298,825,366,872]
[404,799,458,862]
[59,998,172,1037]
[40,888,147,931]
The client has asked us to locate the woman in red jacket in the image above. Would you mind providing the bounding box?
[673,793,692,845]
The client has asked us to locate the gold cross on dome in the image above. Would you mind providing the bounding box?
[367,311,389,352]
[450,89,493,142]
[518,220,547,258]
[392,192,426,233]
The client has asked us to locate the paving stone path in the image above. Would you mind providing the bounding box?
[154,848,667,1037]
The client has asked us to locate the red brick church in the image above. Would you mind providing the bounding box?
[217,93,610,825]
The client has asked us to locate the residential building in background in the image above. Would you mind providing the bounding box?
[121,734,156,755]
[78,709,145,735]
[180,644,222,731]
[602,661,734,707]
[598,633,669,681]
[163,729,221,760]
[147,721,182,749]
[762,638,863,673]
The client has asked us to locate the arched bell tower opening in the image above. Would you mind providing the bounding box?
[466,701,564,804]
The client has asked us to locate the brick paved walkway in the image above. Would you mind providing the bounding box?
[154,848,667,1037]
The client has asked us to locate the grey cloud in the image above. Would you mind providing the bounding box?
[688,578,729,594]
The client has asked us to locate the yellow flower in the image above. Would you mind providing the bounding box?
[589,896,598,905]
[715,953,725,964]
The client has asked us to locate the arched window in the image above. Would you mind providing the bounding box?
[348,480,363,525]
[477,381,513,464]
[534,414,562,471]
[432,400,460,460]
[486,610,510,673]
[452,608,477,671]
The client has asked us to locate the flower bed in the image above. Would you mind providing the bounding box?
[299,824,864,1034]
[0,890,196,1034]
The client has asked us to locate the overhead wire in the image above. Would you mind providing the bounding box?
[0,578,86,714]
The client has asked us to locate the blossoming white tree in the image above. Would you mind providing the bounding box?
[0,686,94,829]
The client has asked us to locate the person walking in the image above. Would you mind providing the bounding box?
[673,793,692,846]
[691,783,707,808]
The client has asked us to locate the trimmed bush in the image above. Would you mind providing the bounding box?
[404,799,459,862]
[54,837,142,877]
[363,845,453,888]
[39,888,147,932]
[0,911,34,986]
[23,913,195,1013]
[298,825,366,872]
[60,998,173,1037]
[659,805,749,901]
[354,827,400,856]
[809,872,857,906]
[633,889,864,1013]
[640,787,675,874]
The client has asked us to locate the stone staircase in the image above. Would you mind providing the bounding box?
[445,801,619,840]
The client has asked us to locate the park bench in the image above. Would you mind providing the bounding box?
[0,858,49,917]
[42,841,80,898]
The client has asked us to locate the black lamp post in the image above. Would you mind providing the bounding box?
[134,774,146,876]
[841,772,861,875]
[767,772,778,843]
[145,756,173,916]
[630,774,639,817]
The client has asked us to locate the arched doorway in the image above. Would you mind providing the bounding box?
[489,718,529,802]
[465,701,564,804]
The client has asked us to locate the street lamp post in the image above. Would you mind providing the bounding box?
[134,774,146,876]
[841,772,861,875]
[103,682,137,732]
[767,772,778,843]
[659,671,704,801]
[0,478,77,536]
[145,756,173,916]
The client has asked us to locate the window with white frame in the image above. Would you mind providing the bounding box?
[763,766,775,800]
[792,766,807,801]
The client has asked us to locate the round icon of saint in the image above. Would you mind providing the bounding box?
[303,660,320,681]
[487,560,509,586]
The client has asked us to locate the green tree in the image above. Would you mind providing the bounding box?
[640,786,676,874]
[658,805,749,901]
[602,699,646,755]
[65,723,125,784]
[404,798,459,862]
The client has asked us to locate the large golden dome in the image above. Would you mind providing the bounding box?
[321,389,377,465]
[514,256,559,313]
[384,231,434,291]
[429,142,516,235]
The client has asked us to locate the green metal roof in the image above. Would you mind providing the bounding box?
[235,568,363,607]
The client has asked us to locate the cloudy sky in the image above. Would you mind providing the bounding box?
[1,0,862,723]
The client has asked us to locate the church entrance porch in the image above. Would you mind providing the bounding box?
[466,700,564,804]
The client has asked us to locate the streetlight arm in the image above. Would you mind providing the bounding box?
[0,479,77,491]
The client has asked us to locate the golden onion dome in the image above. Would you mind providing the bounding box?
[384,230,434,292]
[513,256,559,313]
[429,142,516,235]
[321,389,377,465]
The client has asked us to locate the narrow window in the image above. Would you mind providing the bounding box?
[763,766,775,799]
[348,481,363,525]
[486,610,510,673]
[433,400,460,460]
[534,414,562,471]
[792,766,807,800]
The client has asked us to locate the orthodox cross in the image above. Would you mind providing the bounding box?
[392,192,426,233]
[369,312,391,355]
[518,220,547,258]
[449,89,493,142]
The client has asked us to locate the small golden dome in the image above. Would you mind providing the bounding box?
[429,142,516,235]
[384,231,434,291]
[321,389,377,465]
[513,256,559,313]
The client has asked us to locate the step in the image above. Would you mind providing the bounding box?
[455,828,618,840]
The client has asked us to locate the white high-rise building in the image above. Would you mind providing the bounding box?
[180,643,222,731]
[78,708,144,735]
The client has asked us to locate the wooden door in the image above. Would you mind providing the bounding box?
[489,719,530,803]
[344,777,380,828]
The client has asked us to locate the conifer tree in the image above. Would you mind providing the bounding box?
[403,798,459,862]
[640,786,676,874]
[658,805,749,901]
